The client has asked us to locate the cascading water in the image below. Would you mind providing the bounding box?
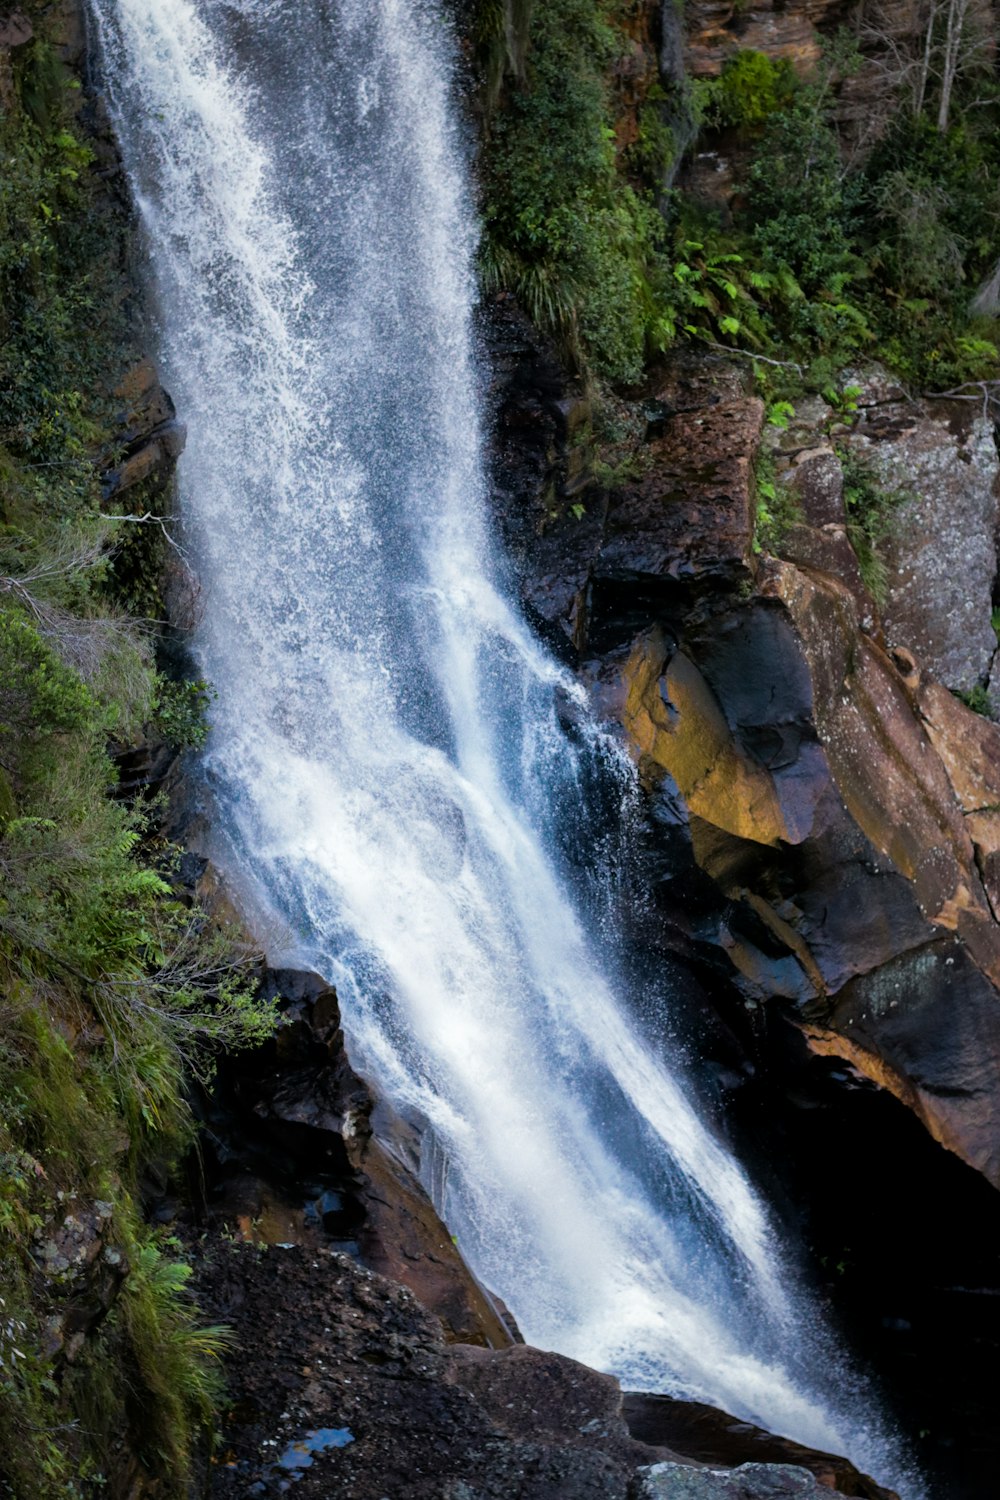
[87,1,918,1491]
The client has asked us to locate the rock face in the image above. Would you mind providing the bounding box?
[682,0,845,79]
[195,1242,895,1500]
[637,1463,841,1498]
[485,345,1000,1189]
[103,357,188,498]
[844,386,999,696]
[622,1395,893,1498]
[197,961,515,1348]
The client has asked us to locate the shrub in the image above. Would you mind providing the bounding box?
[695,50,796,130]
[836,447,908,604]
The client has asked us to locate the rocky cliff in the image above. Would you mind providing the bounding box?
[488,333,1000,1188]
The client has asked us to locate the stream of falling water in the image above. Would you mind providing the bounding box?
[87,1,918,1490]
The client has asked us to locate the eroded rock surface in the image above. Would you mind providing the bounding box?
[485,344,1000,1188]
[845,392,999,696]
[196,1243,894,1500]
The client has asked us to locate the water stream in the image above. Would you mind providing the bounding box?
[87,1,917,1490]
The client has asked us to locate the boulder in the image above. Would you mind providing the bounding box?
[621,610,828,849]
[637,1462,839,1498]
[623,1394,896,1498]
[196,1243,897,1500]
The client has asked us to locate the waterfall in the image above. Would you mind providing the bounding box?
[87,2,916,1491]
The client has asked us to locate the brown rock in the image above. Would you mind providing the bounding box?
[682,1,839,79]
[0,10,31,48]
[623,1394,897,1499]
[596,395,762,596]
[804,937,1000,1187]
[348,1122,516,1348]
[206,964,514,1350]
[623,628,797,847]
[917,679,1000,917]
[764,561,989,934]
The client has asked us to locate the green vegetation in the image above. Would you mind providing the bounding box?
[836,446,909,603]
[694,49,796,130]
[955,683,993,716]
[477,0,674,381]
[0,23,276,1498]
[477,10,1000,396]
[753,447,800,555]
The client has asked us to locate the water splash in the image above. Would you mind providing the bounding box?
[87,1,918,1490]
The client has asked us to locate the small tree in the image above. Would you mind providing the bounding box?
[858,0,995,132]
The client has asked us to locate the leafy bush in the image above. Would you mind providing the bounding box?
[747,104,864,297]
[695,50,796,130]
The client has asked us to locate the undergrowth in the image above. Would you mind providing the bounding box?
[476,10,1000,396]
[0,22,275,1499]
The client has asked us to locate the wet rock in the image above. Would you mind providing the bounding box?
[805,936,1000,1187]
[201,965,514,1348]
[196,1243,887,1500]
[477,295,584,565]
[524,492,609,652]
[492,347,1000,1186]
[622,1393,897,1498]
[102,359,187,498]
[621,622,823,848]
[636,1461,835,1498]
[197,1244,637,1500]
[593,391,762,632]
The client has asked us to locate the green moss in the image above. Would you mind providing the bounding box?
[954,684,993,717]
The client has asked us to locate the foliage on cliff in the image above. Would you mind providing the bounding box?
[473,1,1000,396]
[475,0,674,382]
[1,25,274,1499]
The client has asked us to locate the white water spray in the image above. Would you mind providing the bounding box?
[88,1,917,1489]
